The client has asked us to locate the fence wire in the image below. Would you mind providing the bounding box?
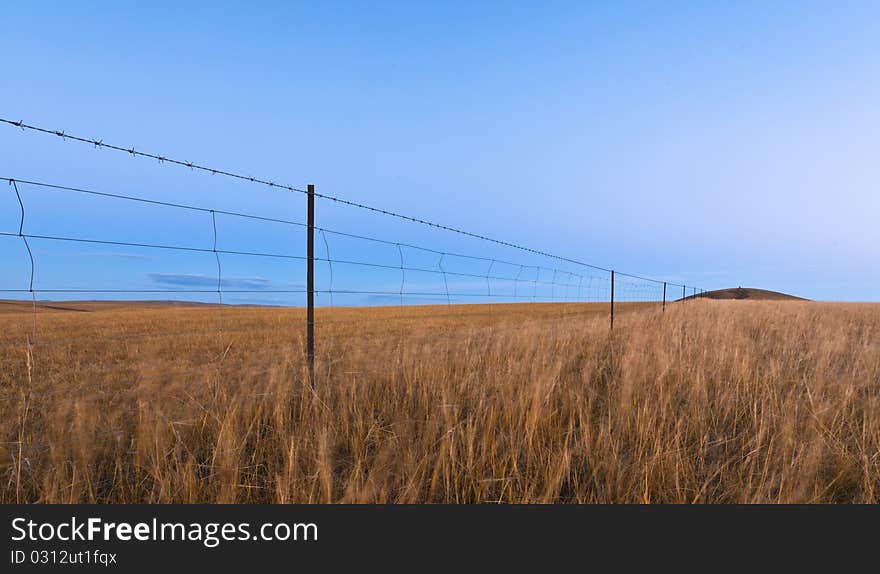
[1,120,710,417]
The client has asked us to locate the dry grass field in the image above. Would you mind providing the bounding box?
[1,300,878,503]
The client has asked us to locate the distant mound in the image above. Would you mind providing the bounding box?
[688,287,807,301]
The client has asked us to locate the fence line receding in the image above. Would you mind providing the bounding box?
[0,118,709,377]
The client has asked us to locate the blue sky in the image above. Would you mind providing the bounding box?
[2,1,879,304]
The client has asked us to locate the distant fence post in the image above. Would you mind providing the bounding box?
[610,270,615,330]
[682,284,686,302]
[306,183,315,383]
[662,281,667,312]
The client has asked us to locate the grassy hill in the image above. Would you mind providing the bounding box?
[691,287,807,301]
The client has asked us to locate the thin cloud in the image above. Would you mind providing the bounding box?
[148,273,273,290]
[76,252,154,261]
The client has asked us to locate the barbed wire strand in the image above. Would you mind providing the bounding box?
[0,119,698,289]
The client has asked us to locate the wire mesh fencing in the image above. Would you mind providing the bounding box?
[0,118,709,393]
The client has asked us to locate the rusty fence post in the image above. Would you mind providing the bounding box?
[610,270,615,330]
[307,183,315,383]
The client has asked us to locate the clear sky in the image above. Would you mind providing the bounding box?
[2,1,878,304]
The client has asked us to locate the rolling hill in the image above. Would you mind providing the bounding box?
[690,287,807,301]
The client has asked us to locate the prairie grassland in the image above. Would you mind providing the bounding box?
[1,300,878,503]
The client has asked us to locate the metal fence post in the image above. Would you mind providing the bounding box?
[307,183,315,383]
[682,284,686,303]
[662,281,667,312]
[610,270,615,330]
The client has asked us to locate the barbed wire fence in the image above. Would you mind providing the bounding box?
[0,118,708,390]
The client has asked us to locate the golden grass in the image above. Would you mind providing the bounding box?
[1,300,878,503]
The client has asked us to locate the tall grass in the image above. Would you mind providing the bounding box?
[1,301,878,503]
